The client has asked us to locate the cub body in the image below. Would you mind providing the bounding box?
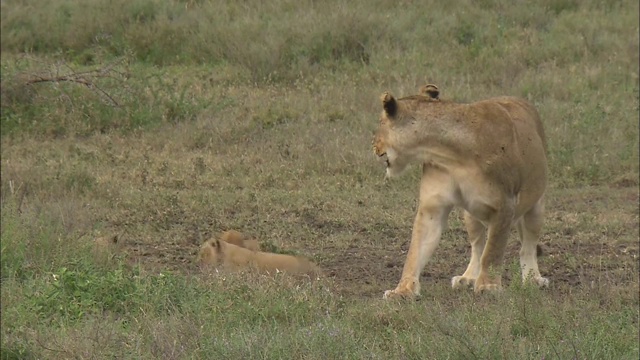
[220,230,260,251]
[197,237,320,276]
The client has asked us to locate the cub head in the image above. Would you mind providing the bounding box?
[372,92,414,178]
[92,233,124,266]
[197,238,223,266]
[94,234,119,247]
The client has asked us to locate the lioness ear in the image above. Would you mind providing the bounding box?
[381,92,398,117]
[420,84,439,99]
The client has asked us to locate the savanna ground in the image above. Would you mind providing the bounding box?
[1,0,639,359]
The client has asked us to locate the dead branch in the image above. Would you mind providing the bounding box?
[22,56,130,107]
[33,331,74,358]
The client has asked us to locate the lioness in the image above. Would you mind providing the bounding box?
[197,237,321,276]
[219,230,260,251]
[373,85,548,298]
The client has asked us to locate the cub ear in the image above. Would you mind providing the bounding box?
[420,84,439,99]
[110,234,119,244]
[380,92,398,117]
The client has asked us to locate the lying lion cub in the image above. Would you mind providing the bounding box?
[92,234,122,263]
[219,230,260,251]
[197,236,321,276]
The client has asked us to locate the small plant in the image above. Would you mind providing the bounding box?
[258,241,299,256]
[32,263,142,323]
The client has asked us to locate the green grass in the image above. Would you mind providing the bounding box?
[1,0,639,358]
[2,200,638,359]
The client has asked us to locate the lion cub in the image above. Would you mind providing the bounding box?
[219,230,260,251]
[92,234,122,264]
[197,235,320,276]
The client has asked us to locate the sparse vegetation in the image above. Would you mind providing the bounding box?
[1,0,638,358]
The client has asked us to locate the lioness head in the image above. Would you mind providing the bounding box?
[373,92,401,178]
[373,85,432,178]
[372,84,444,178]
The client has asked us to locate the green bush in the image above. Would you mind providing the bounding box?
[32,263,141,322]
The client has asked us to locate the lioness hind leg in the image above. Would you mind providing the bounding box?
[452,211,486,289]
[518,200,549,287]
[474,207,513,293]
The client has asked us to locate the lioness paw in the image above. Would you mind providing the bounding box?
[383,289,396,299]
[451,276,475,289]
[383,278,420,300]
[383,289,418,300]
[522,272,550,288]
[474,283,502,293]
[532,276,549,288]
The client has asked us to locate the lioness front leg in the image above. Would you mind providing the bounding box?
[384,202,452,299]
[452,211,486,289]
[474,207,513,293]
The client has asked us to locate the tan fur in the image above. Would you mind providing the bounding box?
[92,234,121,263]
[219,230,260,251]
[373,85,548,299]
[196,237,321,276]
[419,84,440,99]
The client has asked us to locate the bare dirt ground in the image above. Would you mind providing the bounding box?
[118,184,638,298]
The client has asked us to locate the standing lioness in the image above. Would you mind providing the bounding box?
[373,85,548,299]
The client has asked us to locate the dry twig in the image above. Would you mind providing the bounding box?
[22,57,130,107]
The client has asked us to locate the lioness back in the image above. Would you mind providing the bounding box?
[467,96,548,208]
[487,96,547,149]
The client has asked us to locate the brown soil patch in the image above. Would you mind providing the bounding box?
[118,187,639,297]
